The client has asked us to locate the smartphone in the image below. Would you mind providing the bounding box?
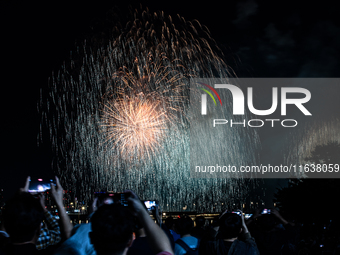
[261,208,271,214]
[231,211,242,216]
[244,214,253,219]
[94,192,130,206]
[28,178,55,193]
[143,200,158,211]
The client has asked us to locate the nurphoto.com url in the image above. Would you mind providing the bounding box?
[194,164,340,175]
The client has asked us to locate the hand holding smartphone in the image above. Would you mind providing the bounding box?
[143,200,158,211]
[28,178,55,193]
[94,192,131,207]
[231,211,242,216]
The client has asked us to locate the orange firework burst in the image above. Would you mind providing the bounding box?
[100,54,188,161]
[101,96,169,160]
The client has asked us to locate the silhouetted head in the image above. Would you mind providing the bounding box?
[90,204,134,255]
[195,216,205,228]
[257,214,277,232]
[3,192,44,243]
[217,213,242,239]
[165,216,175,230]
[176,215,194,236]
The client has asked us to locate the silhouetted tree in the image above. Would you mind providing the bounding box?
[305,141,340,164]
[274,141,340,223]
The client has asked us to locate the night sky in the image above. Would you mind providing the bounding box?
[1,0,339,202]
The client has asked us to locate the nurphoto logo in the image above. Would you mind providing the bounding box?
[198,81,312,128]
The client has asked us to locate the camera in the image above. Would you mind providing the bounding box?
[94,192,131,207]
[28,178,55,193]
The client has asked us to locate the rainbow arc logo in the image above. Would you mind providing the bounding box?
[198,82,222,115]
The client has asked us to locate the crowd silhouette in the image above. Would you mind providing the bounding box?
[0,176,339,255]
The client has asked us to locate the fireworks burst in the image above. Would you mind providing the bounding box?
[40,7,261,211]
[101,96,169,161]
[100,54,189,161]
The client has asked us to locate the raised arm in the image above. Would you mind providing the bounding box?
[238,210,249,234]
[50,177,73,239]
[151,204,162,227]
[246,208,262,226]
[126,190,173,255]
[237,209,259,253]
[36,193,61,250]
[271,209,293,226]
